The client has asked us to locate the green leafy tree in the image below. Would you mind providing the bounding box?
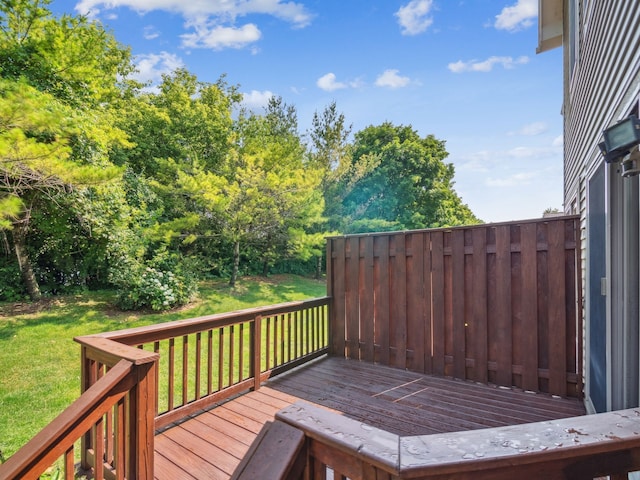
[179,98,323,286]
[0,0,133,299]
[307,101,353,276]
[121,69,239,177]
[342,122,480,232]
[0,79,122,299]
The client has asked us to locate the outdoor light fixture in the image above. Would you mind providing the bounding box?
[600,115,640,164]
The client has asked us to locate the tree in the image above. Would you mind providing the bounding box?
[0,0,133,106]
[0,79,122,298]
[307,101,352,276]
[0,0,132,299]
[121,69,239,178]
[342,122,480,232]
[178,98,323,286]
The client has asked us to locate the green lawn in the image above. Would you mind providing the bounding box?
[0,275,326,460]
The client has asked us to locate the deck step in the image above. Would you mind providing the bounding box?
[231,420,306,480]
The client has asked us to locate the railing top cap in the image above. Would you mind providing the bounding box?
[277,401,640,476]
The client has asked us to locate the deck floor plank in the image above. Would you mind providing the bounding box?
[154,356,586,480]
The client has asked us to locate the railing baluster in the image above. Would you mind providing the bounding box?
[168,338,175,411]
[280,314,285,366]
[266,315,272,370]
[105,404,113,465]
[253,315,262,391]
[218,327,225,390]
[273,314,279,367]
[287,312,292,363]
[153,341,160,414]
[182,335,189,406]
[207,329,213,394]
[64,445,74,480]
[238,323,244,382]
[229,324,235,386]
[306,308,311,355]
[195,332,202,400]
[115,396,125,480]
[95,414,104,480]
[293,310,299,359]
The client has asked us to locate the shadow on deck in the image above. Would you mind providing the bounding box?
[155,356,586,480]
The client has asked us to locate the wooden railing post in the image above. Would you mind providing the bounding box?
[128,358,158,480]
[253,315,262,391]
[79,346,92,471]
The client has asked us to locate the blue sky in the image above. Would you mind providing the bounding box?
[50,0,563,223]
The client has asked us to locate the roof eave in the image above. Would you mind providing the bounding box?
[537,0,564,54]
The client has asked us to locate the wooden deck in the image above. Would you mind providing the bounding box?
[154,356,586,480]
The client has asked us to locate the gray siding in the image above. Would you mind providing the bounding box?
[564,0,640,207]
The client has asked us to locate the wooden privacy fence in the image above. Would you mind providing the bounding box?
[327,216,582,397]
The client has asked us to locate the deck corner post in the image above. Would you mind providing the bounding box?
[253,314,262,391]
[128,358,158,480]
[79,345,92,471]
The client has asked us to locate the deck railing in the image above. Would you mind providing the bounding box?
[0,343,158,480]
[327,216,583,398]
[80,297,329,431]
[0,297,329,479]
[264,401,640,480]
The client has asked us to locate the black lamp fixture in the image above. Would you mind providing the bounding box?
[600,115,640,164]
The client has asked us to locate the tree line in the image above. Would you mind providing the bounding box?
[0,0,480,309]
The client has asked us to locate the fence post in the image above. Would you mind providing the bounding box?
[128,358,158,480]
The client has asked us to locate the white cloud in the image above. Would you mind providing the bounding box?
[552,135,564,147]
[75,0,313,27]
[133,52,184,86]
[515,121,548,136]
[75,0,312,51]
[375,69,411,89]
[317,73,347,92]
[448,55,529,73]
[143,25,160,40]
[486,172,537,187]
[507,146,539,158]
[494,0,537,32]
[242,90,274,110]
[456,150,493,173]
[181,23,261,50]
[395,0,434,35]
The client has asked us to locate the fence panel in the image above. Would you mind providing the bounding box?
[327,216,582,397]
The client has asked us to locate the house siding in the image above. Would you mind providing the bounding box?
[564,0,640,208]
[557,0,640,412]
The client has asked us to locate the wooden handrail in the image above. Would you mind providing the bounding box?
[95,297,330,345]
[0,360,134,480]
[75,297,331,430]
[274,402,640,479]
[75,335,161,366]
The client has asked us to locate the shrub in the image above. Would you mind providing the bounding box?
[114,265,197,311]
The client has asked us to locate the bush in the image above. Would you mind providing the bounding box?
[115,266,196,311]
[109,249,199,311]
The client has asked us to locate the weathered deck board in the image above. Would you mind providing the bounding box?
[154,356,586,480]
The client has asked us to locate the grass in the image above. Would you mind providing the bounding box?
[0,274,326,460]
